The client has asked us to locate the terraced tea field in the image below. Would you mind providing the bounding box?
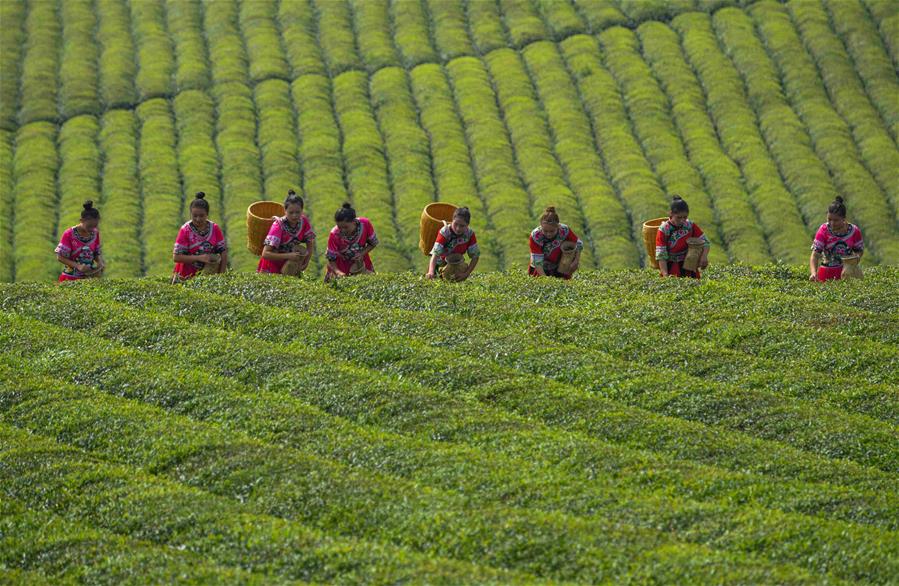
[1,0,898,280]
[1,267,897,582]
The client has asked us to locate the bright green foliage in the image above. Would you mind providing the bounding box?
[0,268,897,582]
[2,0,899,281]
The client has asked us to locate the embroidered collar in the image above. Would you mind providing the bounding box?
[280,216,303,236]
[72,226,96,244]
[189,221,211,237]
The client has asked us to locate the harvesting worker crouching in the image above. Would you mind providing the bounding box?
[257,189,316,276]
[427,206,480,281]
[809,196,864,282]
[324,203,378,282]
[656,196,709,279]
[528,206,583,279]
[172,192,228,282]
[56,200,105,282]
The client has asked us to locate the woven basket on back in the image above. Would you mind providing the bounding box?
[246,201,285,256]
[642,218,666,269]
[419,202,457,255]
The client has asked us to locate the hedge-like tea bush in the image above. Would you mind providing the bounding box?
[349,0,400,71]
[598,27,725,264]
[173,90,221,221]
[12,122,58,281]
[0,0,24,130]
[446,58,533,260]
[560,35,667,258]
[240,0,290,82]
[59,0,100,119]
[314,0,362,75]
[521,41,638,268]
[56,115,101,235]
[498,0,548,48]
[96,0,138,109]
[424,0,473,60]
[166,0,211,91]
[673,13,809,263]
[98,110,143,278]
[136,99,183,276]
[277,0,325,76]
[0,130,14,281]
[18,0,59,125]
[637,21,770,265]
[129,0,175,101]
[746,1,899,261]
[389,0,437,67]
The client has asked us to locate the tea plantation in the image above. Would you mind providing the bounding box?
[1,267,898,583]
[1,0,899,278]
[1,0,898,582]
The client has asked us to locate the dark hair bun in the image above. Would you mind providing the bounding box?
[195,191,206,200]
[544,206,556,213]
[342,202,353,209]
[83,200,94,210]
[834,196,844,204]
[672,195,684,201]
[288,189,296,196]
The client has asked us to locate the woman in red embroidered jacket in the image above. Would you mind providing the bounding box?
[172,192,227,281]
[656,196,709,279]
[809,196,864,281]
[528,206,583,279]
[427,207,480,280]
[56,200,105,281]
[324,203,378,282]
[258,190,316,274]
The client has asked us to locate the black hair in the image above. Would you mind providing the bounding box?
[453,207,471,224]
[669,195,689,215]
[284,189,304,209]
[828,196,847,218]
[540,206,559,224]
[335,202,356,223]
[80,200,100,220]
[190,191,210,212]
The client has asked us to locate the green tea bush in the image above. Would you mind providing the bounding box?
[136,99,183,276]
[59,0,100,119]
[129,0,175,101]
[240,0,291,82]
[560,34,667,258]
[18,0,59,125]
[0,1,24,130]
[98,110,142,278]
[522,41,637,268]
[673,13,809,263]
[424,0,473,59]
[56,115,101,234]
[349,0,400,71]
[96,0,138,109]
[314,0,362,75]
[166,0,211,91]
[12,122,57,281]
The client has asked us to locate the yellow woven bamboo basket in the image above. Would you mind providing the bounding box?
[419,202,457,255]
[247,201,285,256]
[642,218,666,269]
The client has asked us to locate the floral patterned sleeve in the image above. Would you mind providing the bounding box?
[529,231,544,266]
[301,218,316,244]
[55,229,73,257]
[365,220,379,246]
[692,223,710,248]
[431,228,448,257]
[326,230,340,261]
[263,220,283,249]
[467,231,480,258]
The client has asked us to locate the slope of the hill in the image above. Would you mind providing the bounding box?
[1,0,898,282]
[0,267,897,583]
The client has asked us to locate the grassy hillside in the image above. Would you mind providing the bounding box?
[0,267,897,582]
[1,0,898,281]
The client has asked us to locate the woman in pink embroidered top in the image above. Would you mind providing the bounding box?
[172,192,227,282]
[257,190,315,275]
[324,203,378,282]
[809,196,864,282]
[56,200,105,282]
